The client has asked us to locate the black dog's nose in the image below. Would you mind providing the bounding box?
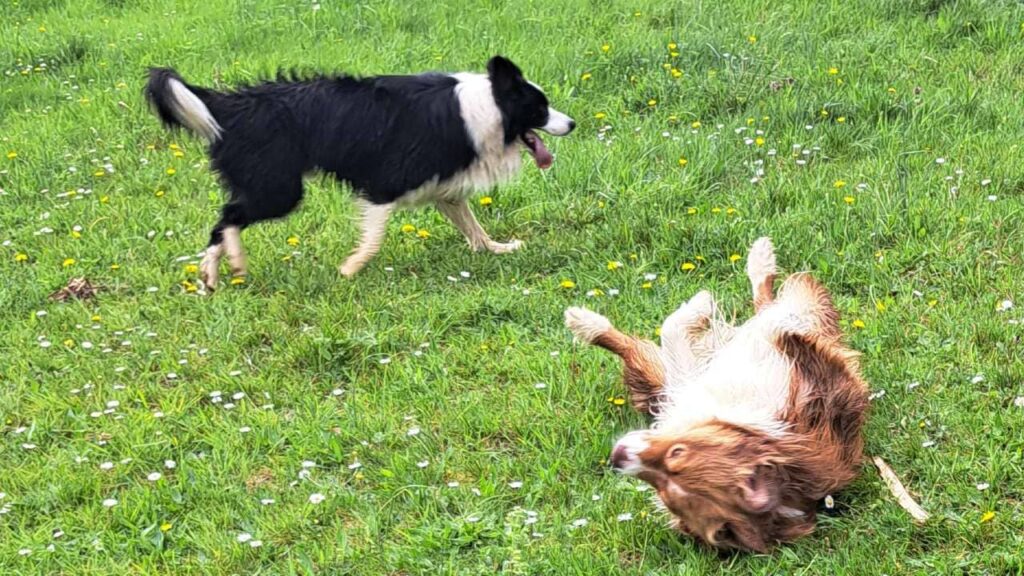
[568,120,576,133]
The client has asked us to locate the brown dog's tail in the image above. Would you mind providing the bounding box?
[565,307,666,413]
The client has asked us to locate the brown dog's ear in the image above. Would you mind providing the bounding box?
[730,521,770,553]
[487,56,523,89]
[740,464,781,513]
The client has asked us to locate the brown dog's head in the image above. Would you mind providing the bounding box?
[611,422,818,552]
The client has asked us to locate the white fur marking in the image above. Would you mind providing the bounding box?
[435,200,522,254]
[564,307,612,344]
[746,236,776,286]
[340,201,393,277]
[541,107,575,136]
[167,78,222,142]
[199,244,223,290]
[612,431,650,476]
[222,226,246,276]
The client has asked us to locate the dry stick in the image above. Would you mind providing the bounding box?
[872,456,930,524]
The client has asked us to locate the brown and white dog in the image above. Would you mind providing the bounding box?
[564,237,869,552]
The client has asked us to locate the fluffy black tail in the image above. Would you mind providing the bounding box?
[144,68,222,142]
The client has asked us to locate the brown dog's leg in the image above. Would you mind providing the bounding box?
[746,237,777,313]
[565,307,665,414]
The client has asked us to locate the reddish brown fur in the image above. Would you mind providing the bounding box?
[574,247,868,553]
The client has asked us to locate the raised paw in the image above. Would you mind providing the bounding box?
[565,306,613,344]
[746,237,777,284]
[199,251,221,291]
[661,290,715,343]
[339,258,364,279]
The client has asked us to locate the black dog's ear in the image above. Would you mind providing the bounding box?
[487,55,523,90]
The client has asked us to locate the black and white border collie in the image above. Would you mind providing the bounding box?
[144,56,574,289]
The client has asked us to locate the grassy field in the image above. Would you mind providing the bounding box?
[2,0,1024,573]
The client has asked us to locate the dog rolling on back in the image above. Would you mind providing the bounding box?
[565,238,869,552]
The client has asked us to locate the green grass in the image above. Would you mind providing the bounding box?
[2,0,1024,573]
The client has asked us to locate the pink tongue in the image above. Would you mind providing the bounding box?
[529,133,553,170]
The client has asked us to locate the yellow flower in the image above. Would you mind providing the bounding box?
[629,253,637,260]
[14,252,28,262]
[560,279,576,289]
[678,156,688,167]
[612,397,626,406]
[837,116,846,123]
[597,200,605,208]
[38,25,47,32]
[601,44,610,53]
[680,262,696,271]
[182,280,197,293]
[416,229,430,239]
[981,511,995,523]
[668,115,679,123]
[230,277,245,286]
[654,327,662,337]
[173,150,184,158]
[711,207,722,214]
[62,258,76,268]
[695,255,705,262]
[100,195,109,203]
[594,112,606,119]
[5,151,16,160]
[729,254,741,263]
[670,69,682,78]
[887,87,897,94]
[669,51,679,58]
[590,288,605,297]
[160,523,172,532]
[834,180,847,189]
[875,300,886,312]
[647,99,657,107]
[928,299,938,308]
[581,72,592,81]
[155,190,165,198]
[286,235,300,246]
[844,196,855,205]
[184,264,199,274]
[828,67,839,75]
[820,109,830,118]
[726,207,737,215]
[686,207,697,215]
[607,261,622,271]
[667,42,678,50]
[400,224,416,234]
[852,319,866,329]
[165,167,176,175]
[747,34,757,44]
[110,263,120,270]
[691,120,701,129]
[93,170,105,177]
[64,339,75,348]
[479,196,493,206]
[641,282,653,289]
[755,137,765,146]
[91,315,102,322]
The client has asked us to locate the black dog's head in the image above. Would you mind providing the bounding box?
[487,56,574,169]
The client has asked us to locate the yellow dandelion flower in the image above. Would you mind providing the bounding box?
[479,196,493,206]
[726,207,737,215]
[416,229,430,239]
[678,156,688,167]
[981,511,995,523]
[173,150,184,158]
[110,263,120,270]
[747,117,755,126]
[875,300,886,313]
[100,195,109,203]
[91,315,101,322]
[852,319,866,329]
[64,339,75,348]
[747,34,757,44]
[820,109,830,118]
[669,51,679,58]
[654,327,662,337]
[560,279,576,289]
[5,151,16,160]
[837,116,846,123]
[184,264,199,274]
[834,180,847,189]
[642,282,653,289]
[687,207,697,215]
[711,207,722,214]
[668,115,679,123]
[581,72,592,81]
[670,69,682,78]
[160,523,172,532]
[155,190,165,198]
[594,112,606,119]
[607,261,622,271]
[691,120,701,129]
[928,299,938,307]
[230,277,245,286]
[14,252,28,262]
[844,196,855,205]
[169,143,180,150]
[597,200,605,208]
[62,258,76,268]
[668,42,678,50]
[729,254,741,263]
[400,224,415,234]
[166,167,176,176]
[93,170,106,177]
[828,67,839,75]
[71,230,82,239]
[755,136,765,146]
[182,280,197,292]
[612,397,626,406]
[286,235,300,246]
[601,44,610,53]
[647,99,657,107]
[681,262,696,271]
[887,87,897,94]
[590,288,605,297]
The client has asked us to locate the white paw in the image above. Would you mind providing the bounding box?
[199,253,220,290]
[339,259,363,278]
[564,306,612,343]
[746,237,777,281]
[487,239,523,254]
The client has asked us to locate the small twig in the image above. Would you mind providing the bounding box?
[872,456,930,524]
